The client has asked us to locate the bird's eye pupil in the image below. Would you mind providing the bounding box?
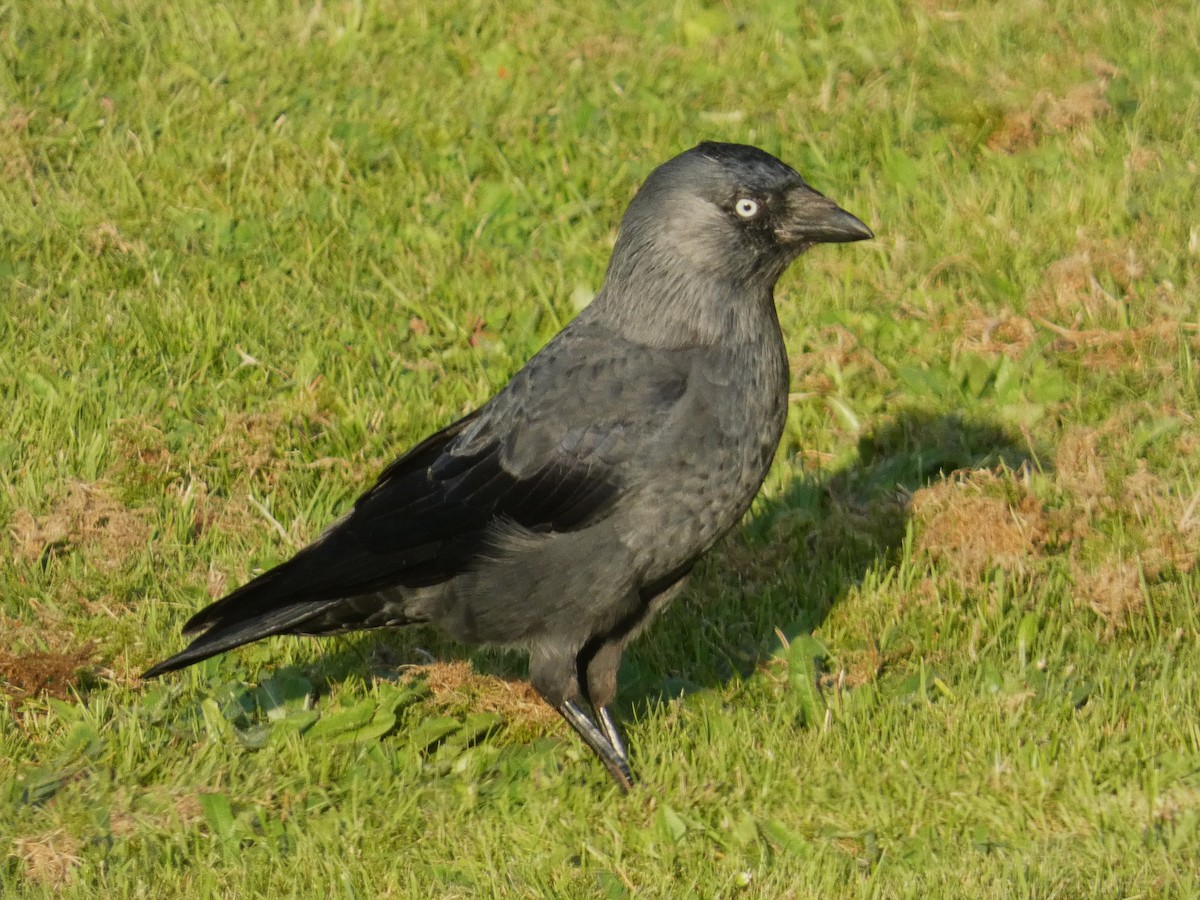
[735,198,759,218]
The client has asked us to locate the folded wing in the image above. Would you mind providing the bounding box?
[143,333,695,677]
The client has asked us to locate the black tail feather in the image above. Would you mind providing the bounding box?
[141,598,343,679]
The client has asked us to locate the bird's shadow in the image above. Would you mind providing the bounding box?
[309,409,1037,716]
[617,409,1038,715]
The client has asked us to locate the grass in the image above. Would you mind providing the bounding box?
[2,0,1198,895]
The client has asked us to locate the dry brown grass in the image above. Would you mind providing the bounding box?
[9,830,82,891]
[170,477,260,546]
[407,660,559,727]
[835,624,923,689]
[107,416,175,481]
[0,642,97,702]
[912,472,1046,580]
[1054,427,1110,502]
[987,65,1114,153]
[105,788,206,839]
[1119,463,1200,574]
[1072,557,1145,629]
[108,408,354,558]
[8,480,150,570]
[1053,423,1194,555]
[1025,225,1199,377]
[1031,238,1144,326]
[1,105,39,202]
[88,222,144,256]
[956,308,1037,357]
[1048,429,1195,634]
[202,411,297,486]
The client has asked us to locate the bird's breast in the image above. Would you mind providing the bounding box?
[627,329,789,574]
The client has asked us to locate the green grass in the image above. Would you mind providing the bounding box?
[2,0,1199,895]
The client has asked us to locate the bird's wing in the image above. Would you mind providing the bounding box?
[180,328,694,635]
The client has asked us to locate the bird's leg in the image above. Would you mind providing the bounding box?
[557,700,634,791]
[579,638,632,767]
[581,580,689,772]
[596,705,628,764]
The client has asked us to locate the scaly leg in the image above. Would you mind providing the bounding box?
[596,705,628,765]
[557,700,634,791]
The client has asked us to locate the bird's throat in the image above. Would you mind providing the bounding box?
[591,269,781,351]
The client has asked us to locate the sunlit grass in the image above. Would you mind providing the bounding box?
[2,0,1198,895]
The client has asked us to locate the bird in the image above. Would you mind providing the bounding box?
[143,141,872,789]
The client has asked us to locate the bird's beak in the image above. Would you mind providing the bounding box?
[776,184,873,245]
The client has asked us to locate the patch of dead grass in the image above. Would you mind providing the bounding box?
[1072,557,1144,630]
[171,477,260,545]
[1050,430,1196,592]
[1,105,39,201]
[199,406,354,489]
[0,642,98,701]
[1119,462,1200,572]
[1050,430,1195,633]
[1054,427,1109,502]
[833,624,922,689]
[203,411,294,486]
[1033,318,1197,375]
[956,308,1037,357]
[988,66,1114,153]
[1031,237,1145,327]
[9,830,82,891]
[108,416,175,483]
[1125,147,1159,173]
[1026,224,1199,374]
[88,222,144,256]
[172,793,204,828]
[8,480,150,569]
[1030,221,1194,313]
[912,472,1046,580]
[407,660,558,727]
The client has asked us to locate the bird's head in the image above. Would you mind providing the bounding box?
[610,141,872,288]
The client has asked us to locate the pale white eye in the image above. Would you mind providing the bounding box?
[734,198,760,219]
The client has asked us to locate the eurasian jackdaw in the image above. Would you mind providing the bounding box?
[144,142,872,789]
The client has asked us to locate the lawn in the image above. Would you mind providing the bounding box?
[2,0,1198,896]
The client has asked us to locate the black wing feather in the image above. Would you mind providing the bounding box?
[176,408,622,638]
[143,334,697,679]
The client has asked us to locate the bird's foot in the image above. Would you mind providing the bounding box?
[558,700,634,791]
[596,705,628,764]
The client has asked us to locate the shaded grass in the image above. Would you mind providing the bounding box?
[2,0,1199,895]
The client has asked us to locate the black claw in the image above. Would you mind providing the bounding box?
[596,706,628,764]
[558,700,634,791]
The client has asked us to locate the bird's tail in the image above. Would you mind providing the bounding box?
[141,596,343,678]
[141,539,365,679]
